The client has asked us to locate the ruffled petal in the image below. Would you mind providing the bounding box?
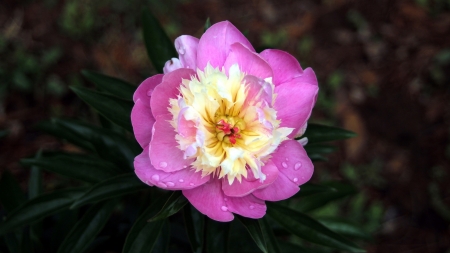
[196,21,254,70]
[222,160,279,197]
[274,80,318,138]
[226,194,266,219]
[131,99,155,148]
[133,74,164,105]
[223,43,272,79]
[134,146,209,190]
[163,58,183,74]
[183,179,234,222]
[149,114,193,172]
[174,35,199,70]
[150,68,196,118]
[259,49,303,86]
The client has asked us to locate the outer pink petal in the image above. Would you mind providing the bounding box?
[183,179,234,222]
[223,43,272,79]
[149,114,193,172]
[274,80,318,138]
[252,172,299,201]
[135,146,209,190]
[131,99,155,148]
[297,67,318,86]
[222,160,279,197]
[196,21,255,70]
[227,194,266,219]
[174,35,199,70]
[269,140,314,186]
[133,74,164,105]
[242,75,273,106]
[259,49,303,86]
[150,68,196,118]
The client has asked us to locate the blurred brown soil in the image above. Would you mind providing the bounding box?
[1,0,450,252]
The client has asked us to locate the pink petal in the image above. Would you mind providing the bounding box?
[183,179,234,222]
[133,74,164,105]
[223,43,272,79]
[274,80,318,138]
[259,49,303,86]
[131,99,155,148]
[134,146,210,190]
[227,194,266,219]
[242,75,273,107]
[149,114,193,172]
[196,21,255,70]
[297,67,318,86]
[222,160,279,197]
[150,68,196,118]
[252,172,299,201]
[163,58,183,74]
[269,140,314,186]
[174,35,199,70]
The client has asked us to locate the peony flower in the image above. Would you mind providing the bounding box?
[131,21,318,222]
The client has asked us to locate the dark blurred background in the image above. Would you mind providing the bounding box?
[1,0,449,252]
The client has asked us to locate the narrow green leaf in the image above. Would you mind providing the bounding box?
[38,118,140,170]
[70,86,133,131]
[0,188,86,236]
[70,174,146,209]
[277,241,330,253]
[81,70,135,101]
[308,153,328,162]
[148,191,188,222]
[267,203,364,252]
[236,216,268,253]
[28,157,43,199]
[0,171,27,212]
[206,219,230,253]
[183,205,204,253]
[302,123,356,143]
[141,9,177,73]
[0,129,9,139]
[152,220,170,253]
[50,210,79,252]
[204,18,211,32]
[295,183,336,198]
[57,200,116,253]
[295,182,357,212]
[316,217,371,240]
[21,153,122,183]
[259,217,281,253]
[123,192,171,253]
[304,144,337,155]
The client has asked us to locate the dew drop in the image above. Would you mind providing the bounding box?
[178,47,185,55]
[189,183,195,186]
[166,182,175,187]
[293,177,298,182]
[179,179,184,183]
[147,89,154,96]
[249,205,255,210]
[294,162,302,170]
[157,182,167,188]
[285,158,289,161]
[281,162,288,168]
[159,162,168,168]
[183,165,187,168]
[224,197,228,201]
[221,206,228,211]
[151,174,160,181]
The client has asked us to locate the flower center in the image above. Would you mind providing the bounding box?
[168,64,292,184]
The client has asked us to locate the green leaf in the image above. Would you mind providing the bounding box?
[0,171,27,212]
[70,174,146,209]
[259,217,281,253]
[267,203,364,252]
[81,70,135,101]
[277,241,330,253]
[308,153,328,162]
[316,217,371,240]
[0,188,86,236]
[295,182,357,212]
[38,118,140,170]
[70,86,133,131]
[151,220,170,253]
[183,205,204,253]
[0,129,9,139]
[148,191,188,222]
[123,192,171,253]
[141,9,177,73]
[21,153,122,183]
[204,18,211,32]
[57,200,117,253]
[302,123,356,143]
[206,219,230,253]
[304,144,337,155]
[236,216,268,253]
[295,183,336,198]
[28,159,43,200]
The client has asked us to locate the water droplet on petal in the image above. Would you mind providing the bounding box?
[294,162,302,170]
[281,162,288,168]
[152,174,160,181]
[179,179,184,183]
[147,89,154,96]
[158,182,167,188]
[166,182,175,187]
[178,47,185,55]
[159,162,168,168]
[183,165,187,168]
[249,205,255,210]
[285,158,289,161]
[293,178,298,182]
[224,198,228,201]
[221,206,228,211]
[189,183,195,186]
